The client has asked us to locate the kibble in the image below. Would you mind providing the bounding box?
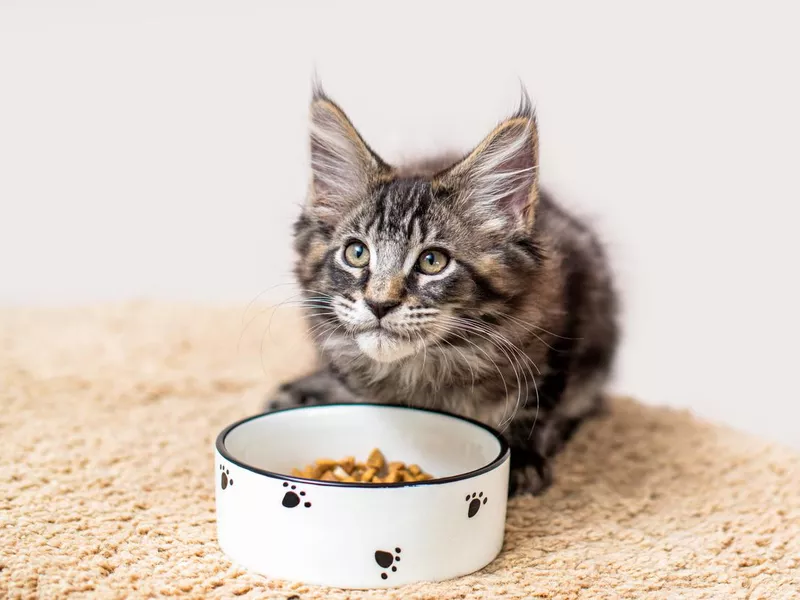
[293,448,434,483]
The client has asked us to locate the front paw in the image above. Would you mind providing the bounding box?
[264,381,326,412]
[509,461,553,497]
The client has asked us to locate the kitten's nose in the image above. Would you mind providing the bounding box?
[365,299,400,320]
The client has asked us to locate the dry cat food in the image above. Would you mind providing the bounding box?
[292,448,434,483]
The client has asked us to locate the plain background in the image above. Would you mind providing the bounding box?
[1,1,798,448]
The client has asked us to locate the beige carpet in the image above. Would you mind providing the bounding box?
[2,303,799,600]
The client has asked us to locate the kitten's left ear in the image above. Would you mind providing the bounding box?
[434,102,539,231]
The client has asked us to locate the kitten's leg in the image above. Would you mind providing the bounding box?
[507,412,554,496]
[506,393,603,496]
[264,368,362,411]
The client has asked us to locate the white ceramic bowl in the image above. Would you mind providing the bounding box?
[214,403,510,589]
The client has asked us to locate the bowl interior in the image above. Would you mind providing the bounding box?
[223,404,504,481]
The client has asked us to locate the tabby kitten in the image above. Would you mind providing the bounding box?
[266,85,619,495]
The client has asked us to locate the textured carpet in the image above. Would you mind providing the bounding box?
[2,303,799,599]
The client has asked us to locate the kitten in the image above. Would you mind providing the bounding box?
[266,85,619,496]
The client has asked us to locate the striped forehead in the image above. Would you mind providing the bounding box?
[363,180,434,242]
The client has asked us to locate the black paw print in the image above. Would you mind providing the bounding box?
[466,491,487,518]
[374,547,401,580]
[219,464,233,490]
[282,482,311,508]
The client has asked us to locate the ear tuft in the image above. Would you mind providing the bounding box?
[512,80,536,122]
[310,69,327,103]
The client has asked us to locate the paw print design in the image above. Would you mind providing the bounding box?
[219,464,233,490]
[281,482,311,508]
[374,547,401,580]
[466,491,487,518]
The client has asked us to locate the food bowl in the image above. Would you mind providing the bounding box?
[214,403,510,589]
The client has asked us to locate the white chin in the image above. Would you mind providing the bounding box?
[356,331,418,363]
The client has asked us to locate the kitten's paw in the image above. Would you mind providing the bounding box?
[508,462,553,497]
[264,381,327,412]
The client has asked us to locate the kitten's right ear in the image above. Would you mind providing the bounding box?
[308,90,390,223]
[432,89,539,232]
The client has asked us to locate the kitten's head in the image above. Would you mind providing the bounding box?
[293,87,542,364]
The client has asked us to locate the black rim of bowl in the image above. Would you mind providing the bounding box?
[216,403,511,489]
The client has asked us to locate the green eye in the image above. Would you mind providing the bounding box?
[344,241,370,268]
[417,249,449,275]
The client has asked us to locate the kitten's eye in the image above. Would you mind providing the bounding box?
[417,249,449,275]
[343,241,370,268]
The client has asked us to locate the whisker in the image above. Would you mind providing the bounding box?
[416,330,428,382]
[305,317,341,339]
[241,281,336,327]
[490,313,560,352]
[500,313,582,341]
[467,319,540,431]
[437,315,540,431]
[241,292,331,341]
[242,281,299,328]
[441,316,540,389]
[320,322,346,349]
[436,336,476,395]
[428,323,510,427]
[310,323,342,344]
[264,294,337,345]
